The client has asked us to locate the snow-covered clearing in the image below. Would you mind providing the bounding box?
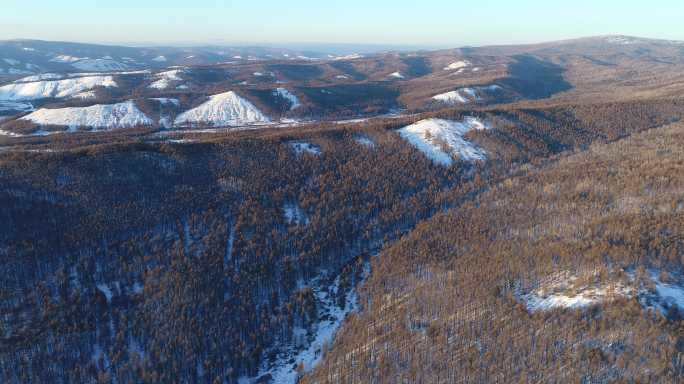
[0,76,117,101]
[174,91,270,127]
[354,135,375,148]
[71,59,128,71]
[289,141,321,156]
[274,88,301,110]
[283,202,309,225]
[21,100,152,130]
[398,117,490,166]
[50,55,85,63]
[432,85,501,104]
[444,60,471,71]
[149,69,184,89]
[518,269,684,316]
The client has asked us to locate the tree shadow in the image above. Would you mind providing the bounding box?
[500,55,573,99]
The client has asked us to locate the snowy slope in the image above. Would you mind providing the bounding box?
[388,71,405,79]
[20,101,152,130]
[274,88,301,110]
[0,76,117,101]
[432,85,501,104]
[174,91,270,127]
[444,60,471,71]
[398,118,490,166]
[72,59,128,71]
[50,55,86,63]
[149,69,184,89]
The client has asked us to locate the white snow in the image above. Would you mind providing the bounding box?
[253,72,264,77]
[151,97,180,106]
[152,55,167,62]
[71,59,128,71]
[3,58,20,66]
[333,53,363,60]
[336,75,349,79]
[433,90,469,104]
[444,60,471,71]
[0,76,117,101]
[520,269,684,315]
[354,136,375,148]
[388,71,404,79]
[176,84,189,90]
[283,202,309,225]
[432,85,501,104]
[50,54,86,63]
[606,36,634,45]
[149,70,184,89]
[398,118,490,166]
[289,141,321,156]
[71,90,97,99]
[174,91,270,127]
[21,100,152,130]
[96,284,113,303]
[14,73,63,82]
[274,88,301,110]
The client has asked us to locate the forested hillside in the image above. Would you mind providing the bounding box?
[1,94,683,382]
[305,121,684,384]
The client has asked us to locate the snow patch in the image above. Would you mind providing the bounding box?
[388,71,404,79]
[354,135,375,148]
[432,85,501,104]
[0,76,117,101]
[151,56,167,62]
[283,202,309,225]
[72,59,128,72]
[519,269,684,316]
[21,100,152,130]
[3,58,20,66]
[289,141,321,156]
[50,54,86,63]
[444,60,471,71]
[174,91,270,127]
[151,97,180,106]
[274,88,301,110]
[398,117,489,166]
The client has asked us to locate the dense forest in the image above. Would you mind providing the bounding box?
[1,94,683,383]
[305,121,684,383]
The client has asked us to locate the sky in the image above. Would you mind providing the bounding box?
[2,0,684,48]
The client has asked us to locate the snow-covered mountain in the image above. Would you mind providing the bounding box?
[21,100,152,130]
[0,75,117,100]
[174,91,270,127]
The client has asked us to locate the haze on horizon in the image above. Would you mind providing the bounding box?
[1,0,684,48]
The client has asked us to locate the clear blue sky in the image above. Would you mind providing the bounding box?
[2,0,684,47]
